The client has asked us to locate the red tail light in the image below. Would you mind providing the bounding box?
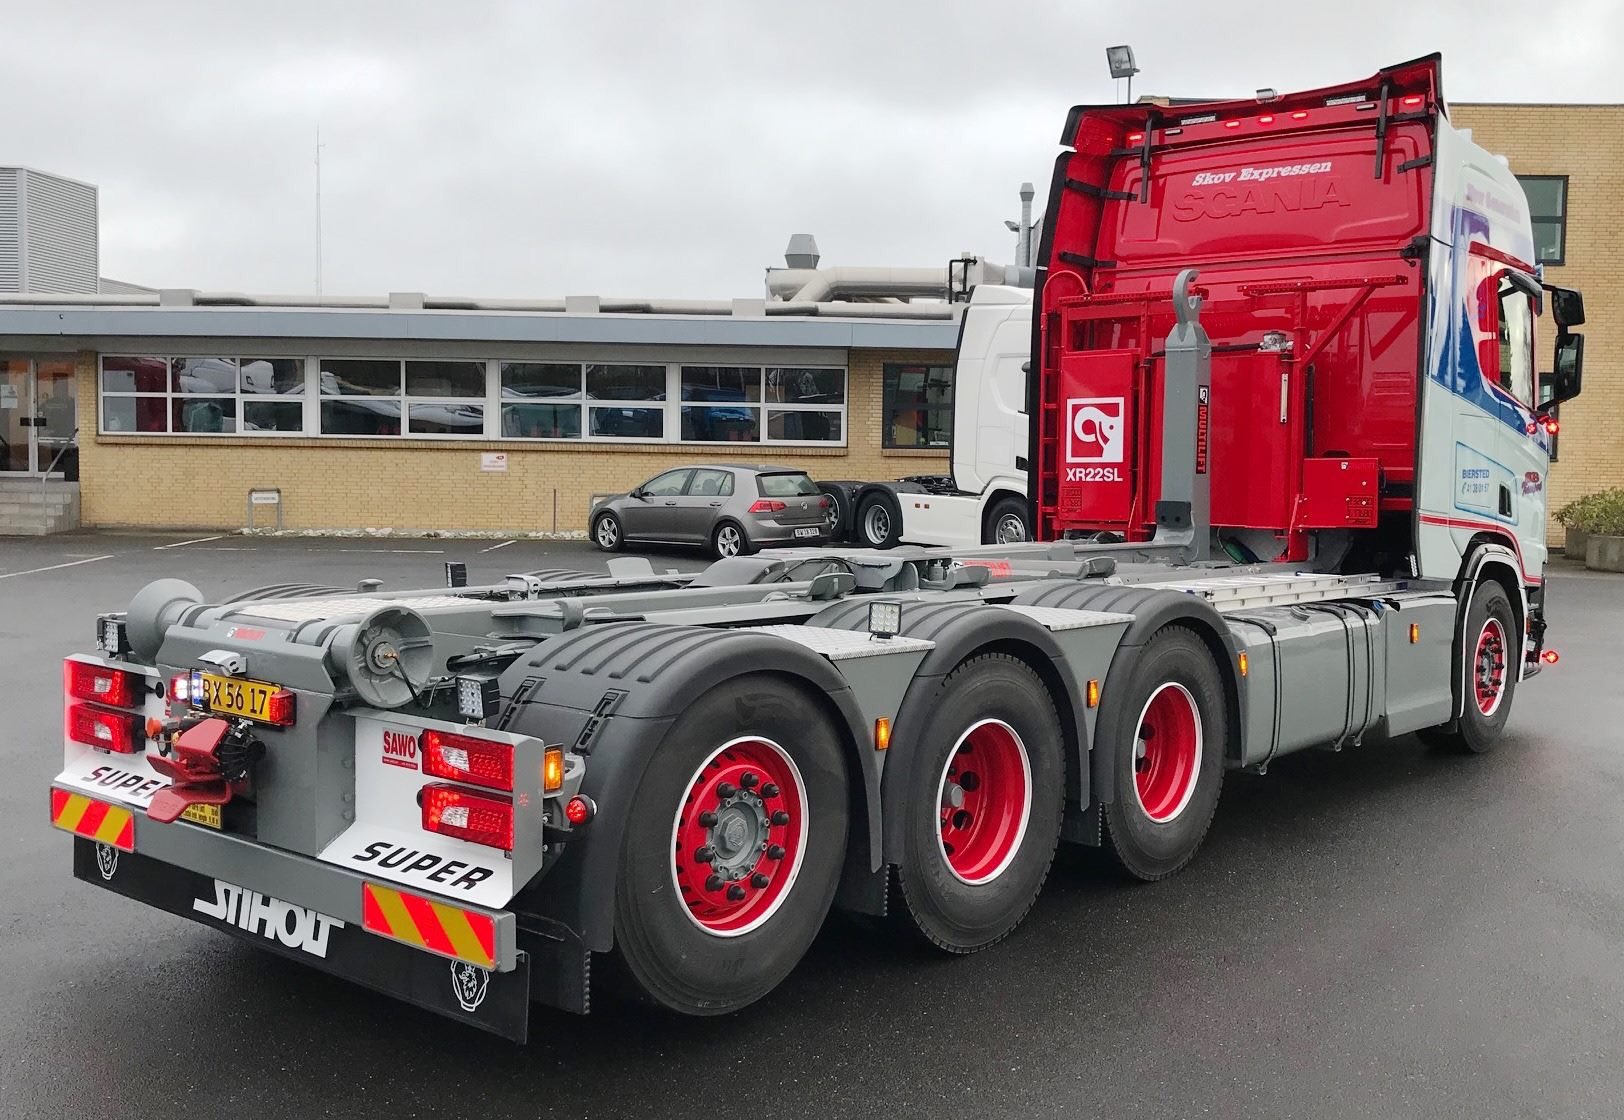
[1541,649,1560,665]
[65,659,140,709]
[748,499,787,514]
[819,495,832,509]
[421,783,513,850]
[67,702,144,753]
[421,730,514,791]
[264,688,297,727]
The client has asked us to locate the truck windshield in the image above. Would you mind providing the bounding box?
[757,472,818,497]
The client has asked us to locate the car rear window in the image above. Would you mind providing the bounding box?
[756,472,818,497]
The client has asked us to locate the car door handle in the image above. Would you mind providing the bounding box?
[663,500,677,506]
[708,501,722,507]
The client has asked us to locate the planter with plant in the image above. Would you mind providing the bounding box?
[1562,489,1624,572]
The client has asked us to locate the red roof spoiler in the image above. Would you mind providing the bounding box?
[1058,52,1444,146]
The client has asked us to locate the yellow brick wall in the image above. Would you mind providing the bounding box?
[1453,104,1624,541]
[74,348,951,532]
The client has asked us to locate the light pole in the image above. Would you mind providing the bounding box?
[1106,44,1139,105]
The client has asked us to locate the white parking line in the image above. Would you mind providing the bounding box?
[0,554,114,580]
[481,540,517,552]
[153,536,225,550]
[332,548,446,554]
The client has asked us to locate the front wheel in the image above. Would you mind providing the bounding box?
[984,496,1031,545]
[1420,581,1518,754]
[1101,626,1226,882]
[612,677,849,1014]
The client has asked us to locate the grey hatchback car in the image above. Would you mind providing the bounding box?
[590,465,830,558]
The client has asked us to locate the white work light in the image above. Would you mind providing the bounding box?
[868,601,902,640]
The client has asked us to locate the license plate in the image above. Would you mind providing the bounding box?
[180,803,222,829]
[200,672,281,722]
[794,527,820,539]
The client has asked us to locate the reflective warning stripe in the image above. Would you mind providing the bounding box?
[361,882,495,969]
[50,789,135,851]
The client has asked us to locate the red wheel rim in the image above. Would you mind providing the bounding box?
[1474,618,1508,716]
[670,737,807,937]
[1132,682,1202,823]
[935,719,1032,885]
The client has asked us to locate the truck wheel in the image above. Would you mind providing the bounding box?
[818,484,851,542]
[1102,626,1226,882]
[592,511,623,552]
[612,677,849,1014]
[891,654,1064,952]
[1421,581,1518,754]
[984,497,1031,545]
[857,493,902,549]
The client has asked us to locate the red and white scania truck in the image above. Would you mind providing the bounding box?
[50,54,1584,1041]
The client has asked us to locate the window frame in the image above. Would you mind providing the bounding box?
[1516,174,1568,267]
[881,362,954,450]
[100,353,312,437]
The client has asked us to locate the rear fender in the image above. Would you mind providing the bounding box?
[496,622,876,953]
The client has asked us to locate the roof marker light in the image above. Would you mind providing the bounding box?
[1224,120,1242,129]
[1291,110,1310,120]
[1257,114,1275,124]
[1401,94,1424,107]
[1126,132,1144,144]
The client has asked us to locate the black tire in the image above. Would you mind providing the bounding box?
[612,677,849,1015]
[817,484,852,542]
[890,654,1064,953]
[856,492,902,549]
[1420,581,1517,754]
[711,520,754,559]
[983,496,1032,545]
[1101,626,1226,882]
[592,511,623,552]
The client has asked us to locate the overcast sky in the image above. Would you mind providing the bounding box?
[4,0,1617,298]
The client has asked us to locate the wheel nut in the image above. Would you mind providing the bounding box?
[695,846,715,864]
[760,783,779,798]
[726,884,747,901]
[767,844,785,860]
[705,874,723,891]
[698,811,718,827]
[751,873,770,889]
[717,782,737,799]
[740,772,759,789]
[771,810,791,826]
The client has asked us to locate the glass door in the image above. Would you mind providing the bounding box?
[0,358,29,473]
[34,359,78,479]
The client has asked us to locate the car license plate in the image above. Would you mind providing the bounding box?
[180,803,222,829]
[200,672,281,722]
[794,527,820,539]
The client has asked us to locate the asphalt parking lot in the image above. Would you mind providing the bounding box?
[3,531,1622,1120]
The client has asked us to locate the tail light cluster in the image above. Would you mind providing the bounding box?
[415,730,570,851]
[64,659,150,754]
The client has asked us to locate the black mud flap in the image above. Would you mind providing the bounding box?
[72,838,532,1043]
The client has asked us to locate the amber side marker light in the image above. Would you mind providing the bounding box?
[543,746,565,794]
[1410,623,1421,644]
[1086,679,1101,707]
[874,717,891,751]
[1237,653,1248,679]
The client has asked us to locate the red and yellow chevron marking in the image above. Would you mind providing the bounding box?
[361,882,495,969]
[50,789,135,852]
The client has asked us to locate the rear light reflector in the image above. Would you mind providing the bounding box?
[264,688,297,726]
[564,794,595,827]
[748,499,787,513]
[65,660,140,708]
[421,730,514,791]
[421,783,513,850]
[361,881,496,968]
[67,702,145,753]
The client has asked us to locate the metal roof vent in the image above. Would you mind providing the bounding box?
[784,234,820,270]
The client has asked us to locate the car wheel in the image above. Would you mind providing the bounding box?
[712,521,753,559]
[592,512,623,552]
[857,493,902,549]
[984,497,1031,545]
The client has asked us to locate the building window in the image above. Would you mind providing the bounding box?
[501,362,582,438]
[587,363,666,440]
[882,363,952,449]
[100,355,307,435]
[1516,176,1567,266]
[405,360,485,436]
[320,359,404,436]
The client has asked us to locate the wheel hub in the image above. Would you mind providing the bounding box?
[1131,682,1202,823]
[1474,619,1507,715]
[935,719,1031,885]
[671,739,807,936]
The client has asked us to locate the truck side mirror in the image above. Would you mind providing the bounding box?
[1539,332,1584,413]
[1544,285,1585,329]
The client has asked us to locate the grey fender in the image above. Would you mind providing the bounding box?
[496,621,877,953]
[808,598,1088,865]
[1009,582,1245,804]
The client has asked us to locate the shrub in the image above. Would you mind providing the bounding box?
[1557,488,1624,535]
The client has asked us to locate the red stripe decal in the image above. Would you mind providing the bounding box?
[467,911,496,962]
[361,885,393,937]
[1418,514,1542,585]
[397,890,457,957]
[114,816,135,851]
[77,799,109,838]
[50,788,71,820]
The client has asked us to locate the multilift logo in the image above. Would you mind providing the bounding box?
[193,880,345,958]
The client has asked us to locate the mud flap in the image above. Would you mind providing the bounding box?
[72,839,532,1043]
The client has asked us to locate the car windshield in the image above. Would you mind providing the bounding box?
[756,472,818,497]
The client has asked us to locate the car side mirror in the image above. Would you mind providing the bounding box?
[1544,284,1585,329]
[1539,332,1583,413]
[629,487,646,500]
